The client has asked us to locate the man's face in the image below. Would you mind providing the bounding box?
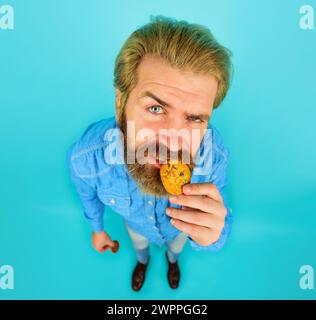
[117,55,218,197]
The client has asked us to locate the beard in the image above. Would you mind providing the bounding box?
[126,158,166,197]
[118,112,195,198]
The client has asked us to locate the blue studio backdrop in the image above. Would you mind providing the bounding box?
[0,0,315,299]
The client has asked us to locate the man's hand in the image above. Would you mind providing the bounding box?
[92,230,116,253]
[166,183,227,246]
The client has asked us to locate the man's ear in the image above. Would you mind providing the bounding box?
[115,89,122,123]
[115,89,122,108]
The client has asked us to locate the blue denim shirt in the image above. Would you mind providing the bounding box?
[67,116,233,251]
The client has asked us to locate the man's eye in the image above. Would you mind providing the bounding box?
[188,116,203,123]
[148,105,163,114]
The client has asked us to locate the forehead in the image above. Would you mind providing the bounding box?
[135,55,218,108]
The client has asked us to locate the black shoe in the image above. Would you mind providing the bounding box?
[165,251,180,289]
[132,258,149,291]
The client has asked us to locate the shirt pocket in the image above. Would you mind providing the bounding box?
[97,188,131,217]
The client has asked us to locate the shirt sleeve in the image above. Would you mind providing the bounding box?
[67,145,105,233]
[188,149,233,252]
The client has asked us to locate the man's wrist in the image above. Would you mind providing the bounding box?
[92,230,105,235]
[91,220,104,233]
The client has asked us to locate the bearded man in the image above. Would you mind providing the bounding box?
[68,15,233,291]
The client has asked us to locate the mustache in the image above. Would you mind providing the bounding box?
[136,140,192,164]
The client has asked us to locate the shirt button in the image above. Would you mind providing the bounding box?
[149,216,154,220]
[148,200,153,205]
[110,198,115,205]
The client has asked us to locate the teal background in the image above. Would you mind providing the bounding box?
[0,0,315,299]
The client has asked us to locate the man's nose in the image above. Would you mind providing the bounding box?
[159,119,189,152]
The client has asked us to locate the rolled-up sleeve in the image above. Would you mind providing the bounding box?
[67,145,105,233]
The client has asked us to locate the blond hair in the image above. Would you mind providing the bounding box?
[114,15,232,119]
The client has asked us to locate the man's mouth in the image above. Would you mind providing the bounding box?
[142,146,190,169]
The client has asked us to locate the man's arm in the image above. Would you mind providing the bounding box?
[67,146,105,233]
[67,146,118,253]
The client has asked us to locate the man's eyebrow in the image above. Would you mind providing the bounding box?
[140,91,173,108]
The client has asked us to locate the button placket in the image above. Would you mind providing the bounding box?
[147,196,156,222]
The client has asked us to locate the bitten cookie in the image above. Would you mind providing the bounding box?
[160,161,191,195]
